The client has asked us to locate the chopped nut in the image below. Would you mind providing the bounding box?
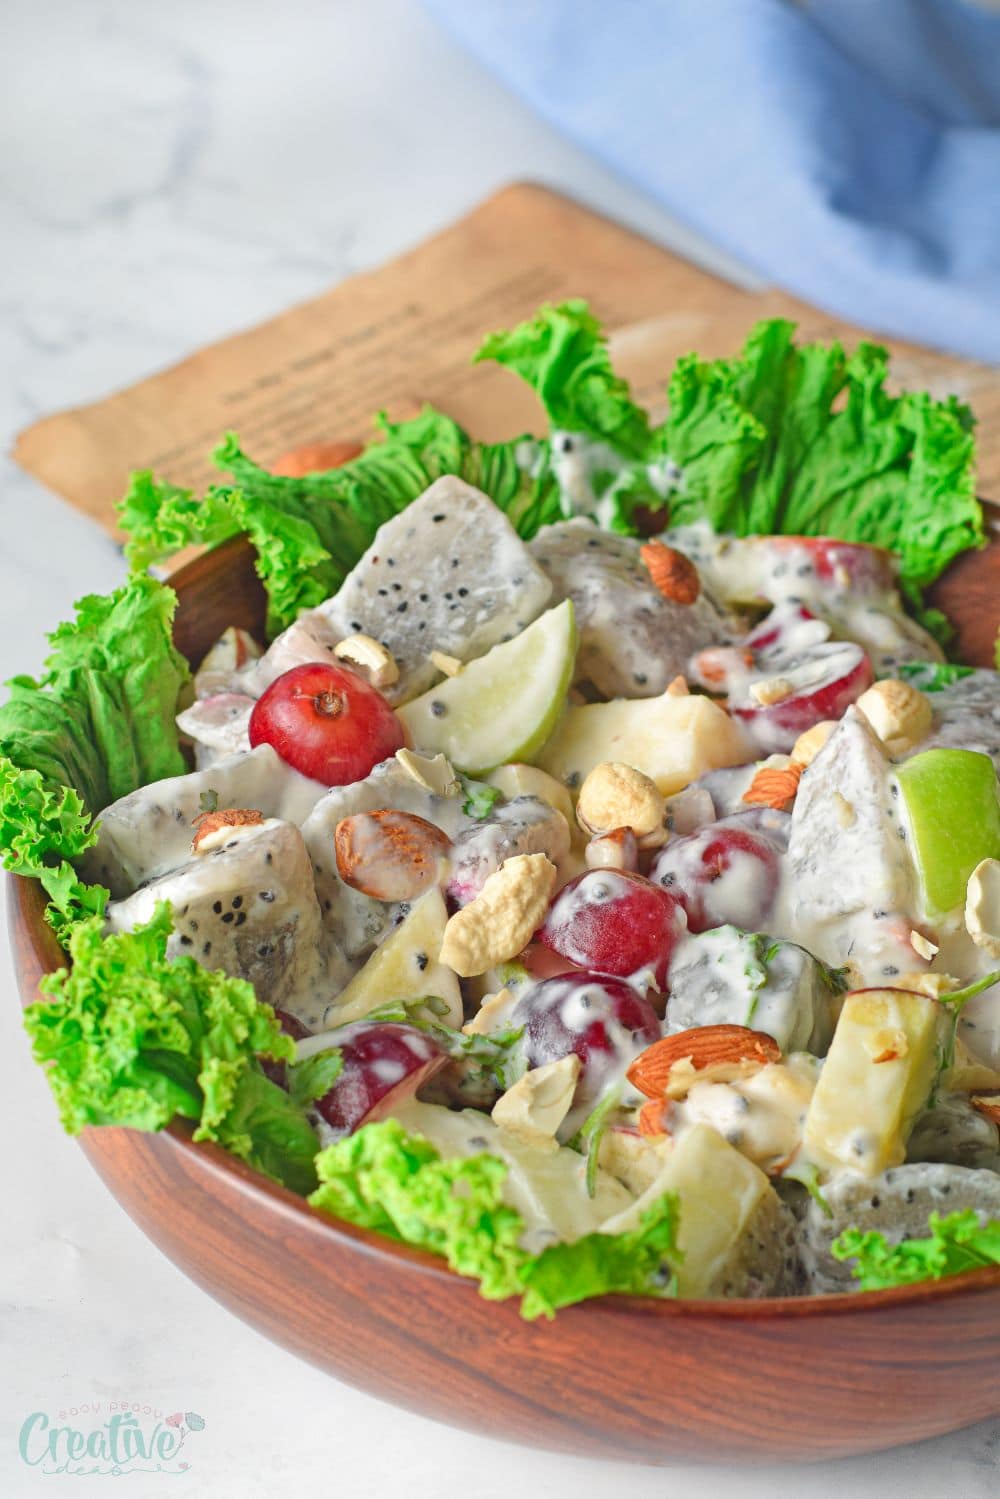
[639,541,701,605]
[865,1028,909,1063]
[742,759,802,811]
[333,633,399,689]
[897,971,960,1000]
[748,675,795,707]
[440,853,558,977]
[463,987,517,1038]
[395,748,461,798]
[192,808,265,853]
[910,930,939,962]
[577,761,666,845]
[491,1055,580,1148]
[335,809,452,901]
[855,678,932,756]
[585,827,639,872]
[429,649,464,677]
[966,858,1000,959]
[791,720,837,768]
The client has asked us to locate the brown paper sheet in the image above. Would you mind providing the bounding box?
[13,182,1000,531]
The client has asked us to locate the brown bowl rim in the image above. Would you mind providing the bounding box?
[11,530,1000,1325]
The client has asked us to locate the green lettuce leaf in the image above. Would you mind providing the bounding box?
[518,1194,680,1320]
[831,1209,1000,1291]
[310,1116,527,1300]
[309,1118,681,1317]
[475,299,652,458]
[119,412,550,636]
[661,319,983,597]
[24,905,318,1192]
[0,574,189,929]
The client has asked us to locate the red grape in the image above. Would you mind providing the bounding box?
[536,870,684,988]
[513,973,662,1109]
[310,1022,446,1137]
[650,820,782,934]
[730,643,873,752]
[249,661,405,786]
[764,535,895,592]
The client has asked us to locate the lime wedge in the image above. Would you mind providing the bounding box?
[895,749,1000,915]
[398,600,576,776]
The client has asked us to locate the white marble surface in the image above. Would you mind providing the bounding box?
[2,1,999,1493]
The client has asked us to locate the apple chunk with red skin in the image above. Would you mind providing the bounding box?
[304,1022,448,1137]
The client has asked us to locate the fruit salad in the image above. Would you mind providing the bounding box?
[8,304,1000,1316]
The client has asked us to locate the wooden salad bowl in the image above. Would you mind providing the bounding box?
[9,522,1000,1465]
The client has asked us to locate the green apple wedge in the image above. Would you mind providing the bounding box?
[397,600,576,776]
[894,748,1000,916]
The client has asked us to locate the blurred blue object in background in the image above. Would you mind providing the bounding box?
[425,0,1000,361]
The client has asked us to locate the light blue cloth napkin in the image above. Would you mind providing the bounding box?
[425,0,1000,362]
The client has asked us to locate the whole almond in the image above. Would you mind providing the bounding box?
[334,809,451,902]
[639,541,701,605]
[627,1025,782,1101]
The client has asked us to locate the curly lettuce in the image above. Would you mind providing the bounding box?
[475,299,652,459]
[309,1117,680,1318]
[117,307,981,637]
[832,1209,1000,1291]
[0,574,190,930]
[120,411,552,636]
[24,905,319,1193]
[660,319,983,599]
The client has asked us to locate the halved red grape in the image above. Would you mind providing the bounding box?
[730,642,874,753]
[536,870,684,988]
[308,1022,446,1137]
[764,535,895,592]
[249,661,405,786]
[650,819,782,934]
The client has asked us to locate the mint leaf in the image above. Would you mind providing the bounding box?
[898,661,976,692]
[287,1048,343,1109]
[460,777,502,820]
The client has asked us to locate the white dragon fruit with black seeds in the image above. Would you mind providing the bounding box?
[529,518,730,699]
[798,1164,1000,1293]
[911,668,1000,773]
[665,925,837,1055]
[317,476,552,704]
[104,817,332,1023]
[82,744,327,899]
[176,693,255,769]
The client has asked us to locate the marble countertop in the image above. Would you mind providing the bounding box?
[3,1,998,1492]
